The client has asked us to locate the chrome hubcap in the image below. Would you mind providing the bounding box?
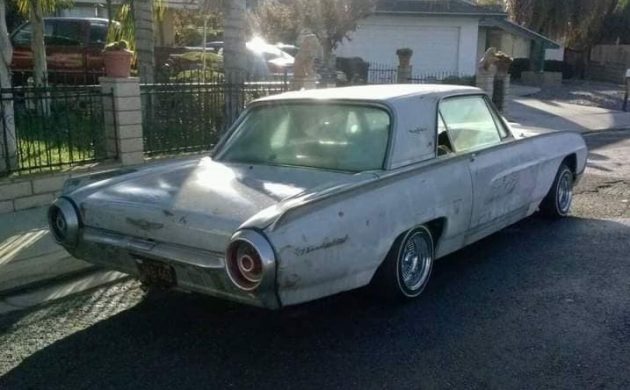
[557,171,573,214]
[400,232,432,292]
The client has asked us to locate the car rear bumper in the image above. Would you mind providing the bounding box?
[68,227,280,309]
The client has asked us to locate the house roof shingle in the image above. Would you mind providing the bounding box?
[376,0,506,16]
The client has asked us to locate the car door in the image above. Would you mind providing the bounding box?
[439,94,541,244]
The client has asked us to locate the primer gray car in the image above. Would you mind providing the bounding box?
[48,85,588,309]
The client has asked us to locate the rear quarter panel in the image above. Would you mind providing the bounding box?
[264,157,473,306]
[516,131,587,206]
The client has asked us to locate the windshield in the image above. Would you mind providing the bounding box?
[218,103,391,172]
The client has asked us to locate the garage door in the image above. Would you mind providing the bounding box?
[336,25,460,77]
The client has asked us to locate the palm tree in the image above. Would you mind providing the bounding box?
[0,0,17,173]
[132,0,155,83]
[221,0,247,126]
[108,0,159,83]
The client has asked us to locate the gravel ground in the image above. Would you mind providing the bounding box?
[1,131,629,389]
[530,80,627,110]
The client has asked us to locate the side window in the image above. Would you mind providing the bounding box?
[47,21,83,46]
[436,113,454,156]
[89,24,108,46]
[12,23,32,46]
[12,21,55,46]
[487,101,510,138]
[439,95,503,153]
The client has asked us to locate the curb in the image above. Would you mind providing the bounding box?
[582,127,630,136]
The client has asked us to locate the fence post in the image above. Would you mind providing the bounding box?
[476,48,498,102]
[493,56,513,115]
[396,48,413,83]
[100,77,144,166]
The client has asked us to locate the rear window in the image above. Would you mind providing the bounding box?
[219,103,391,172]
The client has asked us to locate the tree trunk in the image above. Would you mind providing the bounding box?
[106,0,113,32]
[222,0,247,129]
[133,0,155,83]
[0,0,17,173]
[29,0,47,87]
[320,38,334,84]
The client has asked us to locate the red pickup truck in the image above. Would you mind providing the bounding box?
[10,17,110,84]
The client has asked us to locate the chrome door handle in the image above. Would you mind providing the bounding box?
[470,153,477,162]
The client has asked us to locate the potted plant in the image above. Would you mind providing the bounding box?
[103,40,133,78]
[494,50,514,74]
[396,48,413,67]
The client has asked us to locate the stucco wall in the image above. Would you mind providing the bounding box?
[545,46,565,61]
[477,27,487,62]
[335,14,480,76]
[500,33,530,59]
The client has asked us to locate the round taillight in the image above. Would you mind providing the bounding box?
[226,240,264,291]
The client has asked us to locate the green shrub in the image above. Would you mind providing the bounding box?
[441,75,476,86]
[177,26,202,46]
[509,58,530,79]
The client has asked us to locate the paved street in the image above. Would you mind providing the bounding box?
[1,131,629,390]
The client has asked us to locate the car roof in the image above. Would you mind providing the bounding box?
[255,84,482,103]
[42,17,110,24]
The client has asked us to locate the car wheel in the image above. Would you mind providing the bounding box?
[374,226,434,300]
[541,163,574,218]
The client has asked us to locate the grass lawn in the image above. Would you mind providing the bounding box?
[11,99,108,174]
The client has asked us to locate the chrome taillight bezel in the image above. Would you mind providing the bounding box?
[225,230,276,292]
[48,197,80,248]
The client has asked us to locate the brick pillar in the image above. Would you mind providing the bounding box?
[396,49,413,83]
[397,65,412,83]
[494,71,510,115]
[476,67,496,99]
[100,77,144,166]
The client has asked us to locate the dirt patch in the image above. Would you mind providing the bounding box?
[573,175,630,219]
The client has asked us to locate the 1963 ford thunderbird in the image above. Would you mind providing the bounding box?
[49,85,587,309]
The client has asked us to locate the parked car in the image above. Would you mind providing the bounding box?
[246,38,294,76]
[275,43,299,57]
[10,17,111,84]
[183,38,293,78]
[48,85,587,309]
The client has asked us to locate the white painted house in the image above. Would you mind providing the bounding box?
[335,0,560,77]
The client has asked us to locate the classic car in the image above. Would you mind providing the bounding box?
[48,85,588,309]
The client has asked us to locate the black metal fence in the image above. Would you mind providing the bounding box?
[11,70,105,87]
[366,63,399,84]
[365,63,475,86]
[141,72,289,157]
[408,73,476,86]
[0,83,114,176]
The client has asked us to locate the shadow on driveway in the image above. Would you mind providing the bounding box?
[2,216,630,389]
